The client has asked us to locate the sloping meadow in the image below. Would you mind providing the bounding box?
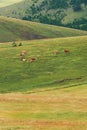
[0,16,87,42]
[0,35,87,93]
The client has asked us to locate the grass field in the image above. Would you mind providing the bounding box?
[0,84,87,130]
[0,16,87,42]
[0,35,87,129]
[0,35,87,93]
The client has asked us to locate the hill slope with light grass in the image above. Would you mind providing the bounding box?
[0,36,87,93]
[0,0,23,8]
[0,84,87,130]
[0,16,87,43]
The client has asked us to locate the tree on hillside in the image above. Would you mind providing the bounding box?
[70,0,87,11]
[49,0,68,9]
[83,0,87,5]
[70,0,82,11]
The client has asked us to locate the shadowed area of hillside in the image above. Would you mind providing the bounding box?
[0,16,87,42]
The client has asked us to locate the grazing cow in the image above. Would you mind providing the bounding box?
[22,58,26,62]
[20,53,25,60]
[54,50,59,55]
[20,50,27,61]
[22,50,27,55]
[64,49,70,53]
[29,57,36,62]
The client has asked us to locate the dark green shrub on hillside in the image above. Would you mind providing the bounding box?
[65,18,87,31]
[84,0,87,5]
[49,0,68,9]
[18,42,22,46]
[73,5,82,11]
[70,0,87,11]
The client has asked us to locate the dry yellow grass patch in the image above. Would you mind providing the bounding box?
[0,85,87,130]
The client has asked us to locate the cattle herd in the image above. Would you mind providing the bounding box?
[19,49,70,62]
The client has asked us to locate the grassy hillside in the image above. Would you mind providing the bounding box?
[0,16,87,43]
[0,84,87,130]
[0,0,32,19]
[0,0,23,8]
[0,36,87,93]
[0,0,87,30]
[0,34,87,129]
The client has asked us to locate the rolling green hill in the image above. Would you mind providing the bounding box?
[0,35,87,93]
[0,21,87,129]
[0,0,87,30]
[0,16,87,43]
[0,1,87,129]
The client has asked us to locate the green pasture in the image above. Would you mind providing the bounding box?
[0,35,87,93]
[0,35,87,130]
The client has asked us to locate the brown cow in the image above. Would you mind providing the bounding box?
[22,50,27,55]
[64,49,70,53]
[29,57,36,63]
[20,50,27,61]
